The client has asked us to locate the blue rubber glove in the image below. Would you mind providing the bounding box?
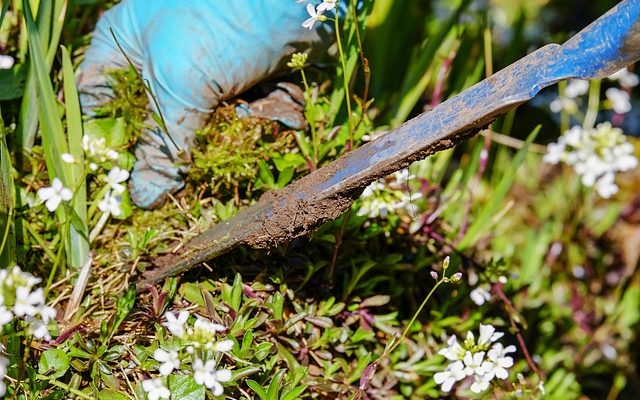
[77,0,340,208]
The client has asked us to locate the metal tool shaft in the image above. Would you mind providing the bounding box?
[139,0,640,287]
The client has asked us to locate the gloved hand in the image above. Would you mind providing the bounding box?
[77,0,339,208]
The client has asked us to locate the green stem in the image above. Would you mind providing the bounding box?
[391,278,444,354]
[333,14,354,146]
[0,205,13,258]
[37,375,95,400]
[300,69,318,166]
[583,79,601,130]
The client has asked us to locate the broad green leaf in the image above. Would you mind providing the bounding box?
[168,375,205,400]
[246,380,268,400]
[38,349,70,379]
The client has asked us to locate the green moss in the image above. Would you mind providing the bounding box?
[93,67,149,145]
[189,105,295,199]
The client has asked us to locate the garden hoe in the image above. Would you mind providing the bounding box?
[138,0,640,288]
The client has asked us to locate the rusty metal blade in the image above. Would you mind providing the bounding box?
[139,0,640,287]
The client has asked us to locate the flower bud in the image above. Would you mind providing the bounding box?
[451,272,462,282]
[443,256,450,270]
[430,271,438,280]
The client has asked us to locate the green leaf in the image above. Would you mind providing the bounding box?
[266,369,286,400]
[168,375,205,400]
[230,273,243,311]
[281,385,308,400]
[246,380,268,400]
[38,349,70,379]
[97,389,132,400]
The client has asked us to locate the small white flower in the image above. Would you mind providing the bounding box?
[486,343,516,380]
[470,285,491,305]
[438,335,464,361]
[317,0,337,12]
[594,172,618,198]
[608,68,639,88]
[470,375,492,393]
[192,359,232,395]
[433,360,465,392]
[28,317,52,340]
[163,310,189,338]
[302,3,326,29]
[0,55,14,70]
[606,88,631,114]
[154,348,180,376]
[104,167,129,194]
[141,378,171,400]
[0,306,13,325]
[564,79,589,99]
[98,191,123,217]
[462,351,486,377]
[13,287,44,318]
[549,97,577,114]
[37,178,73,212]
[212,339,234,353]
[61,153,76,164]
[478,324,503,346]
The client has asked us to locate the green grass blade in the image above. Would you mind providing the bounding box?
[457,126,541,250]
[0,110,16,266]
[16,0,66,156]
[62,46,89,269]
[390,0,472,127]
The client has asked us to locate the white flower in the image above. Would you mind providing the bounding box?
[98,191,123,217]
[608,68,639,88]
[13,287,44,318]
[192,359,232,395]
[0,306,13,325]
[485,343,516,380]
[0,55,14,70]
[153,348,180,376]
[61,153,76,163]
[0,356,7,397]
[188,318,226,348]
[141,378,171,400]
[37,178,73,212]
[104,167,129,194]
[470,375,492,393]
[433,360,465,392]
[544,123,637,199]
[478,324,504,346]
[212,339,234,353]
[594,172,618,198]
[549,97,577,114]
[163,310,189,338]
[317,0,337,12]
[302,3,326,29]
[470,285,491,306]
[462,351,486,377]
[438,335,464,361]
[564,79,589,99]
[606,88,631,114]
[28,317,52,340]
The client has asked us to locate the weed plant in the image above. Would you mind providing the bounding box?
[0,0,639,399]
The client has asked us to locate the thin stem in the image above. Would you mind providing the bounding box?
[300,69,318,165]
[583,79,601,130]
[108,28,180,153]
[393,279,444,353]
[37,375,95,400]
[0,205,13,257]
[333,14,354,146]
